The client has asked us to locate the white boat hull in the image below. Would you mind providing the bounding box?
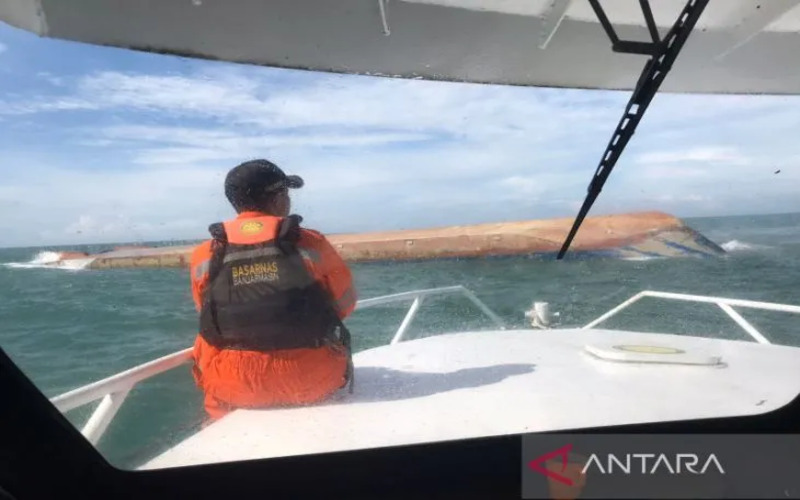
[140,328,800,470]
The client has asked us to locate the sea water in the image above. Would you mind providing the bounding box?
[2,212,799,468]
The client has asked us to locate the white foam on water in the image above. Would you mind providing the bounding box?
[621,256,661,262]
[2,251,95,270]
[720,240,769,252]
[30,251,62,264]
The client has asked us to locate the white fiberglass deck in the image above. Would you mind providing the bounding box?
[141,328,800,470]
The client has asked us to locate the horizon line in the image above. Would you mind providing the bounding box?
[2,209,798,251]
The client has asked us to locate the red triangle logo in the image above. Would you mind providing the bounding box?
[528,443,575,486]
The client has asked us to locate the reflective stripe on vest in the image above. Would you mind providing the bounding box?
[222,247,283,264]
[194,259,210,280]
[335,286,357,313]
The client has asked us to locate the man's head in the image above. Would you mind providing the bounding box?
[224,159,304,216]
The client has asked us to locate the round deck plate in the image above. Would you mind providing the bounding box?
[584,342,723,366]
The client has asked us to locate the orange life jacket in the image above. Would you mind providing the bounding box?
[198,214,354,392]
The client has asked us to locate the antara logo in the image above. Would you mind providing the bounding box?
[528,444,726,484]
[528,444,585,486]
[583,452,725,475]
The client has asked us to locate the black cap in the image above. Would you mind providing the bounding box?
[224,159,304,209]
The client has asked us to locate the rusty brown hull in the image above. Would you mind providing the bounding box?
[88,246,196,269]
[59,251,90,260]
[53,211,723,270]
[328,211,720,262]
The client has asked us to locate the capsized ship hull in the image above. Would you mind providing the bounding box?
[329,211,723,262]
[54,211,724,269]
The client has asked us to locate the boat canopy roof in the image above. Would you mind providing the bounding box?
[2,0,800,94]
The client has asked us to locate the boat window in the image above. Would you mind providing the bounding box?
[1,15,800,472]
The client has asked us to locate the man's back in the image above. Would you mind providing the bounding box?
[190,212,356,316]
[189,212,356,419]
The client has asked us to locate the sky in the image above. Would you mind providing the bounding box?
[0,22,799,248]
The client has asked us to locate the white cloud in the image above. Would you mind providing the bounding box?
[654,194,709,203]
[0,42,6,55]
[36,71,64,86]
[61,214,202,242]
[639,165,710,180]
[0,162,228,245]
[2,69,617,146]
[496,173,584,200]
[64,215,100,235]
[636,147,750,166]
[500,176,543,196]
[2,63,800,247]
[78,71,262,118]
[98,125,434,165]
[0,97,97,115]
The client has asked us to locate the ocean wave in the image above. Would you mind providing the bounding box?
[720,240,769,252]
[2,251,94,270]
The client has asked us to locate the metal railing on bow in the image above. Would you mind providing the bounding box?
[583,290,800,345]
[50,285,504,445]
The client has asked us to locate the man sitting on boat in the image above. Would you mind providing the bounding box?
[189,159,357,420]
